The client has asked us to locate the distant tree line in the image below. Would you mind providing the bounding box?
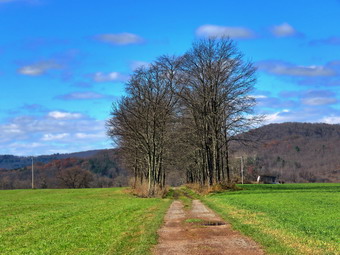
[2,123,340,190]
[107,38,261,196]
[0,150,100,170]
[0,150,128,190]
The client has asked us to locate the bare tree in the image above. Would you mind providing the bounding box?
[177,38,261,186]
[107,57,180,196]
[57,166,93,188]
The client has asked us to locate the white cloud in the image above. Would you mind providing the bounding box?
[75,132,105,139]
[262,105,340,125]
[19,66,43,75]
[320,116,340,124]
[271,23,297,37]
[265,109,290,123]
[94,33,144,45]
[251,95,268,99]
[8,142,44,149]
[258,61,336,77]
[0,112,109,155]
[48,111,82,119]
[274,65,334,76]
[130,61,150,70]
[42,133,69,141]
[93,72,121,82]
[302,97,337,106]
[0,124,23,142]
[18,61,61,76]
[196,25,254,39]
[55,92,113,100]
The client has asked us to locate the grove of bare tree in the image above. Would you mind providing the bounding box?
[107,38,261,196]
[107,57,180,196]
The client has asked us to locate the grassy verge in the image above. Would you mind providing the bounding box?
[202,183,340,255]
[166,186,199,210]
[0,188,171,255]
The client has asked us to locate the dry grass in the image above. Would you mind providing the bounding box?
[130,180,169,198]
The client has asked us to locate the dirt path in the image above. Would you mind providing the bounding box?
[153,199,264,255]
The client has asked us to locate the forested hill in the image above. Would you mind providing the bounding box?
[232,122,340,183]
[0,150,101,170]
[250,122,340,141]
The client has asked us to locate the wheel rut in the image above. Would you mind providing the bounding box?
[153,199,264,255]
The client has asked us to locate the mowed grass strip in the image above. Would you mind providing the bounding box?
[0,188,171,255]
[202,183,340,255]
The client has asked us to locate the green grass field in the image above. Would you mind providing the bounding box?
[203,183,340,255]
[0,188,171,255]
[1,184,339,255]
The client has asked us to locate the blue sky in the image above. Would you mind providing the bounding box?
[1,0,340,155]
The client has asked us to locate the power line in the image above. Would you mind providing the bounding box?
[31,157,34,189]
[236,156,244,184]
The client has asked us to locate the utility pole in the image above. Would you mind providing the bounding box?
[31,157,34,189]
[236,156,244,184]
